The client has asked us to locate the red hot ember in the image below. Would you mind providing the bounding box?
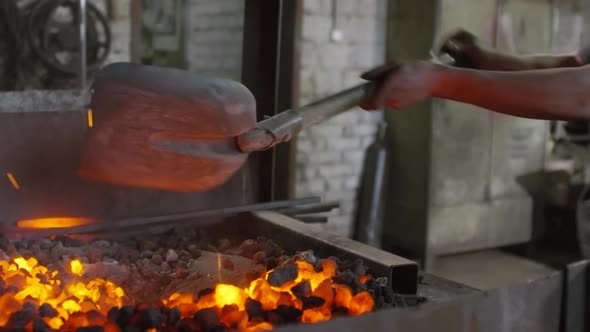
[0,234,391,331]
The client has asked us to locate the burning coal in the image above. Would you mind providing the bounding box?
[0,255,375,331]
[0,228,398,331]
[0,257,125,330]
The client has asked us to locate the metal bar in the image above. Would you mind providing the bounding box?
[291,216,329,224]
[278,202,340,215]
[6,197,321,238]
[249,212,419,294]
[79,0,87,88]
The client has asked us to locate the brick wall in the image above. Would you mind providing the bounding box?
[295,0,387,237]
[186,0,244,81]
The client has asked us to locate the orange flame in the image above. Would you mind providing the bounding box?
[16,217,95,230]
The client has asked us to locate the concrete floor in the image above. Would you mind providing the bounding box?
[430,250,558,290]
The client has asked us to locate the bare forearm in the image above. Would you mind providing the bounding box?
[433,65,590,121]
[472,49,582,71]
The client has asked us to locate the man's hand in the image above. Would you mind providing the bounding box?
[360,61,442,111]
[359,28,483,111]
[438,29,484,69]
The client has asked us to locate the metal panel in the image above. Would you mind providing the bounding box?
[563,259,590,332]
[429,197,532,254]
[274,270,562,332]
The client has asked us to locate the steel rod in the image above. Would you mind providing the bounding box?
[278,202,340,215]
[6,197,321,238]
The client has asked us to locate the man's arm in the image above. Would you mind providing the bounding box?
[441,29,587,71]
[468,50,582,71]
[361,62,590,121]
[432,64,590,120]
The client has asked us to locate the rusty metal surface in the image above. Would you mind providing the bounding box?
[249,212,419,294]
[274,270,562,332]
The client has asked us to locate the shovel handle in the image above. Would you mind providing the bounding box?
[237,54,455,152]
[237,82,375,152]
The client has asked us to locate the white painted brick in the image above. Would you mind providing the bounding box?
[355,0,380,18]
[325,190,357,204]
[318,164,354,179]
[306,124,343,139]
[342,123,377,138]
[307,151,342,165]
[318,43,350,69]
[300,68,318,102]
[340,16,372,43]
[314,138,329,151]
[356,123,378,137]
[314,70,345,97]
[296,0,387,238]
[296,137,313,152]
[303,167,319,180]
[336,0,357,16]
[191,0,244,15]
[304,0,332,15]
[344,176,361,190]
[306,179,326,194]
[325,137,362,151]
[355,109,383,123]
[347,44,380,69]
[343,150,366,164]
[327,179,346,191]
[329,112,363,126]
[302,15,332,42]
[191,30,241,43]
[301,41,321,68]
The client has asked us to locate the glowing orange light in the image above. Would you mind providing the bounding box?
[0,252,375,330]
[6,173,20,190]
[16,217,95,230]
[70,259,84,276]
[87,109,94,128]
[214,284,247,311]
[0,257,126,330]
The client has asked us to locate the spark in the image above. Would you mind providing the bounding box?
[217,252,222,283]
[87,109,94,128]
[6,173,20,190]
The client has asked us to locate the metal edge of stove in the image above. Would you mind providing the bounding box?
[273,269,563,332]
[248,211,419,295]
[563,259,590,332]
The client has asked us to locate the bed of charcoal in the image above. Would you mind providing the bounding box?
[0,225,414,331]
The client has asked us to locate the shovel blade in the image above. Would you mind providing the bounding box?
[79,63,256,192]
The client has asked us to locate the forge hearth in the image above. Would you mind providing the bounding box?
[0,212,422,331]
